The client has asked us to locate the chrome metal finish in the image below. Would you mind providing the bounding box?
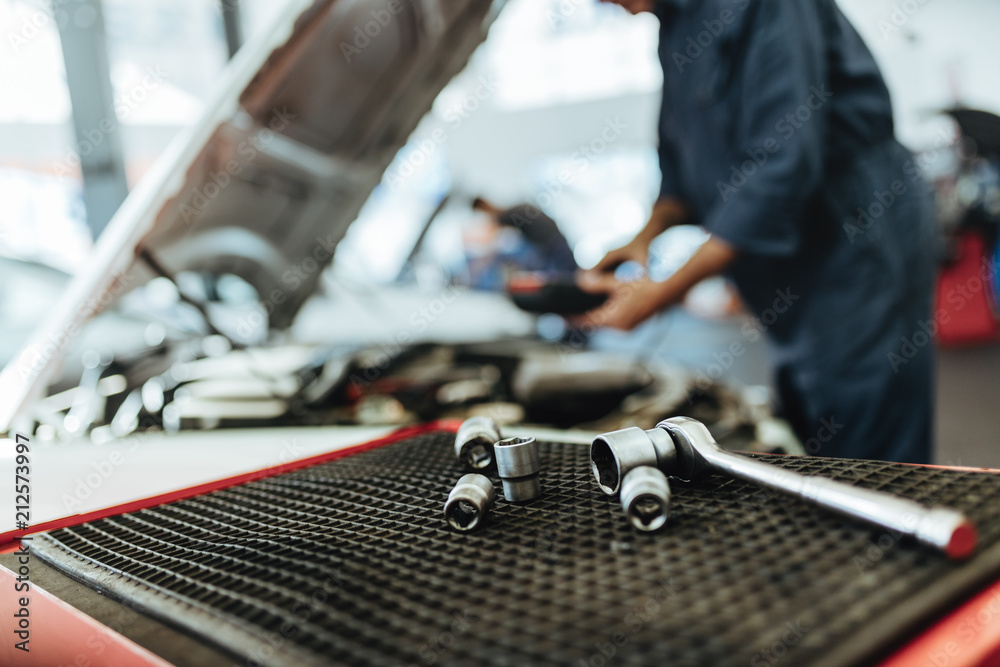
[455,416,501,471]
[444,474,496,532]
[658,417,977,559]
[590,426,676,495]
[591,416,978,559]
[64,350,113,437]
[494,436,541,502]
[620,466,671,532]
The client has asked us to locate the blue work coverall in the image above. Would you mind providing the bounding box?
[656,0,936,462]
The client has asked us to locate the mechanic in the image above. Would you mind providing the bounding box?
[579,0,937,463]
[463,197,579,289]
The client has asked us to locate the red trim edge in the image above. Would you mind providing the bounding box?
[879,578,1000,667]
[0,420,462,551]
[0,560,173,666]
[9,421,1000,667]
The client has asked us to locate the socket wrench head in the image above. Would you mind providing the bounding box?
[455,416,501,470]
[591,427,677,496]
[494,436,541,502]
[620,466,671,532]
[444,474,497,532]
[656,417,721,481]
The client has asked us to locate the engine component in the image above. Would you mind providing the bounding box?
[444,474,496,532]
[454,416,502,471]
[620,466,671,532]
[511,351,654,426]
[64,350,113,436]
[494,436,541,503]
[591,417,978,560]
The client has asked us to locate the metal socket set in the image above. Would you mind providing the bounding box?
[444,473,497,532]
[445,420,543,531]
[619,466,671,532]
[454,415,502,471]
[591,417,978,558]
[494,436,541,503]
[447,416,978,560]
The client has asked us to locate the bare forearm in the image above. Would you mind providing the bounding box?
[636,198,688,244]
[590,198,689,274]
[650,235,739,308]
[577,235,738,331]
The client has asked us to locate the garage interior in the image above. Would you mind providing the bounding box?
[2,0,1000,666]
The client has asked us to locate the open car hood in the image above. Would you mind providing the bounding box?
[0,0,502,433]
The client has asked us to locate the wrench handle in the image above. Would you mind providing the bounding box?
[711,450,977,560]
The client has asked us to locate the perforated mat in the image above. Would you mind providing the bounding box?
[33,430,1000,667]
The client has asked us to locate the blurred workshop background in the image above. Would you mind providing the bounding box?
[1,0,999,463]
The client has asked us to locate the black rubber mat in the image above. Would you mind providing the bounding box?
[33,430,1000,667]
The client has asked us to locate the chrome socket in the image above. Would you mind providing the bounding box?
[590,426,677,496]
[494,436,541,503]
[592,417,979,559]
[455,416,502,471]
[444,474,496,532]
[620,466,671,532]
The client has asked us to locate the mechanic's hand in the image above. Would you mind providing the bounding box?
[600,0,656,14]
[589,237,651,275]
[574,273,671,332]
